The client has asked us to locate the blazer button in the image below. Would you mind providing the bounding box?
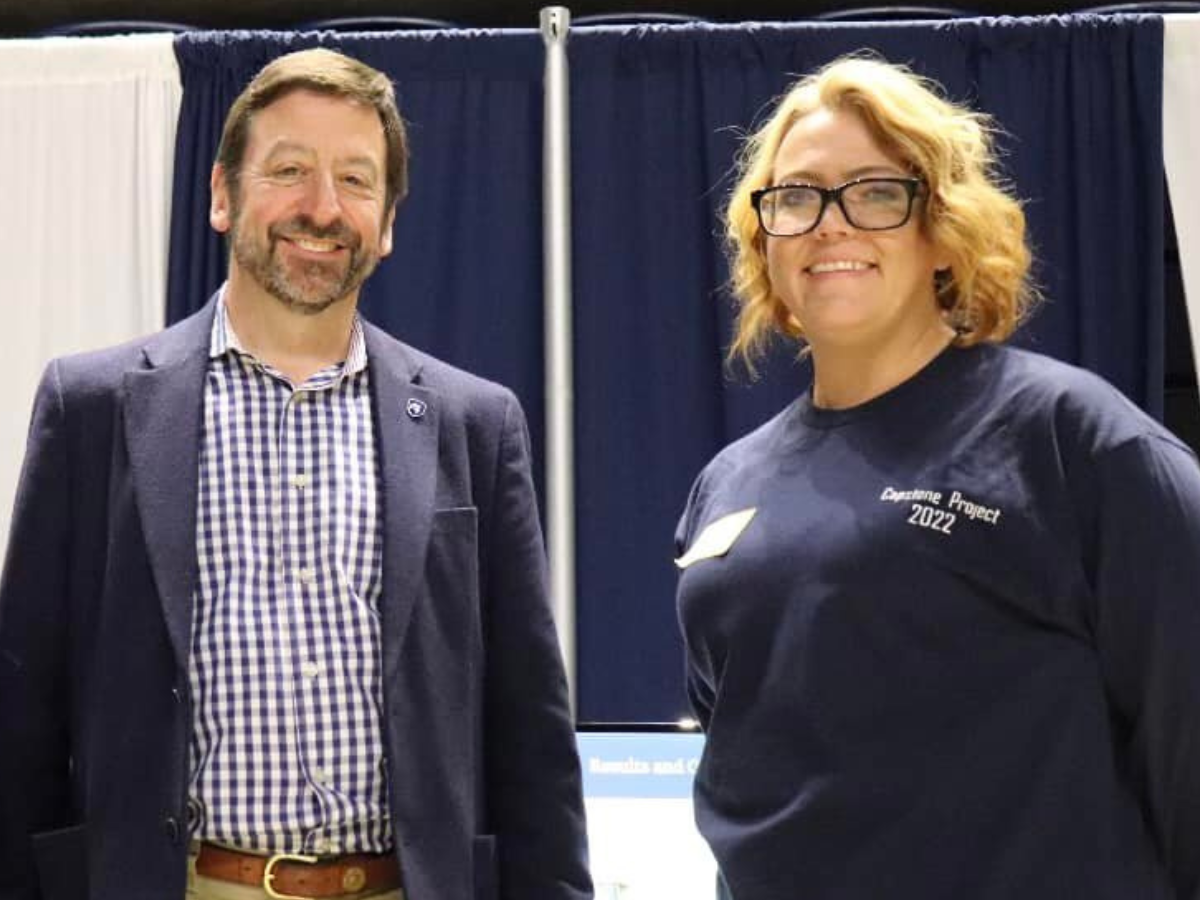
[163,816,181,845]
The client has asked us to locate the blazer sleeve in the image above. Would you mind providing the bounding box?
[1089,434,1200,900]
[481,392,592,900]
[0,361,74,900]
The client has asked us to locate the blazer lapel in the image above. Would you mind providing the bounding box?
[123,304,214,672]
[366,325,438,676]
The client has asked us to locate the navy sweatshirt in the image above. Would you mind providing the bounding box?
[676,344,1200,900]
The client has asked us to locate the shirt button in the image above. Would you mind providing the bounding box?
[313,837,331,854]
[295,567,314,585]
[291,473,310,489]
[301,661,321,679]
[311,766,332,785]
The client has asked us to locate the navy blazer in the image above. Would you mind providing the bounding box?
[0,300,591,900]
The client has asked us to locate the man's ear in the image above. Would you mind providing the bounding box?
[210,164,232,234]
[379,204,396,258]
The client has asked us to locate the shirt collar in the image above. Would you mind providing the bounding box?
[209,284,369,378]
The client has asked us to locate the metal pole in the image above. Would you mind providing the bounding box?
[540,5,577,713]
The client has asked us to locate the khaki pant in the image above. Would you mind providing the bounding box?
[186,845,404,900]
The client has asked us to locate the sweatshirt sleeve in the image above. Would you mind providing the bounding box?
[1088,433,1200,900]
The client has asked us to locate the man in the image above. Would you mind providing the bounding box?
[0,48,591,900]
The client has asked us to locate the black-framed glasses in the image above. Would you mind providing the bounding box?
[751,177,923,237]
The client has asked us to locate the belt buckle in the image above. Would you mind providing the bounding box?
[263,852,319,900]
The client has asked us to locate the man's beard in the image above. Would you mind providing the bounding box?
[230,212,380,316]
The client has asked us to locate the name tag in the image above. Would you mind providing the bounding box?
[675,508,757,569]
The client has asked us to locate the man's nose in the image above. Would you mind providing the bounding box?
[300,171,343,225]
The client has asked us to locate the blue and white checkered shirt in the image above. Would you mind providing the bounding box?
[188,292,390,855]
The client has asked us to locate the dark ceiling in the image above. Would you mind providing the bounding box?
[3,0,1116,38]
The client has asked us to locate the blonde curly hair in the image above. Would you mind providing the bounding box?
[726,55,1036,369]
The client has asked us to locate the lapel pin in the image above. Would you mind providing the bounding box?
[405,398,427,420]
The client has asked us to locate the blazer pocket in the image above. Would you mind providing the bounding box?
[428,507,480,609]
[32,822,88,900]
[473,834,498,900]
[426,507,483,678]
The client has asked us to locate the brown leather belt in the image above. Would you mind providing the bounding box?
[195,843,401,899]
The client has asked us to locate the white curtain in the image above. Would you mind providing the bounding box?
[1164,15,1200,404]
[0,34,181,548]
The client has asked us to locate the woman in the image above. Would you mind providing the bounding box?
[675,56,1200,900]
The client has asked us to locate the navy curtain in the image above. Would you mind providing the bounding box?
[164,20,1165,724]
[167,29,548,475]
[569,16,1164,722]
